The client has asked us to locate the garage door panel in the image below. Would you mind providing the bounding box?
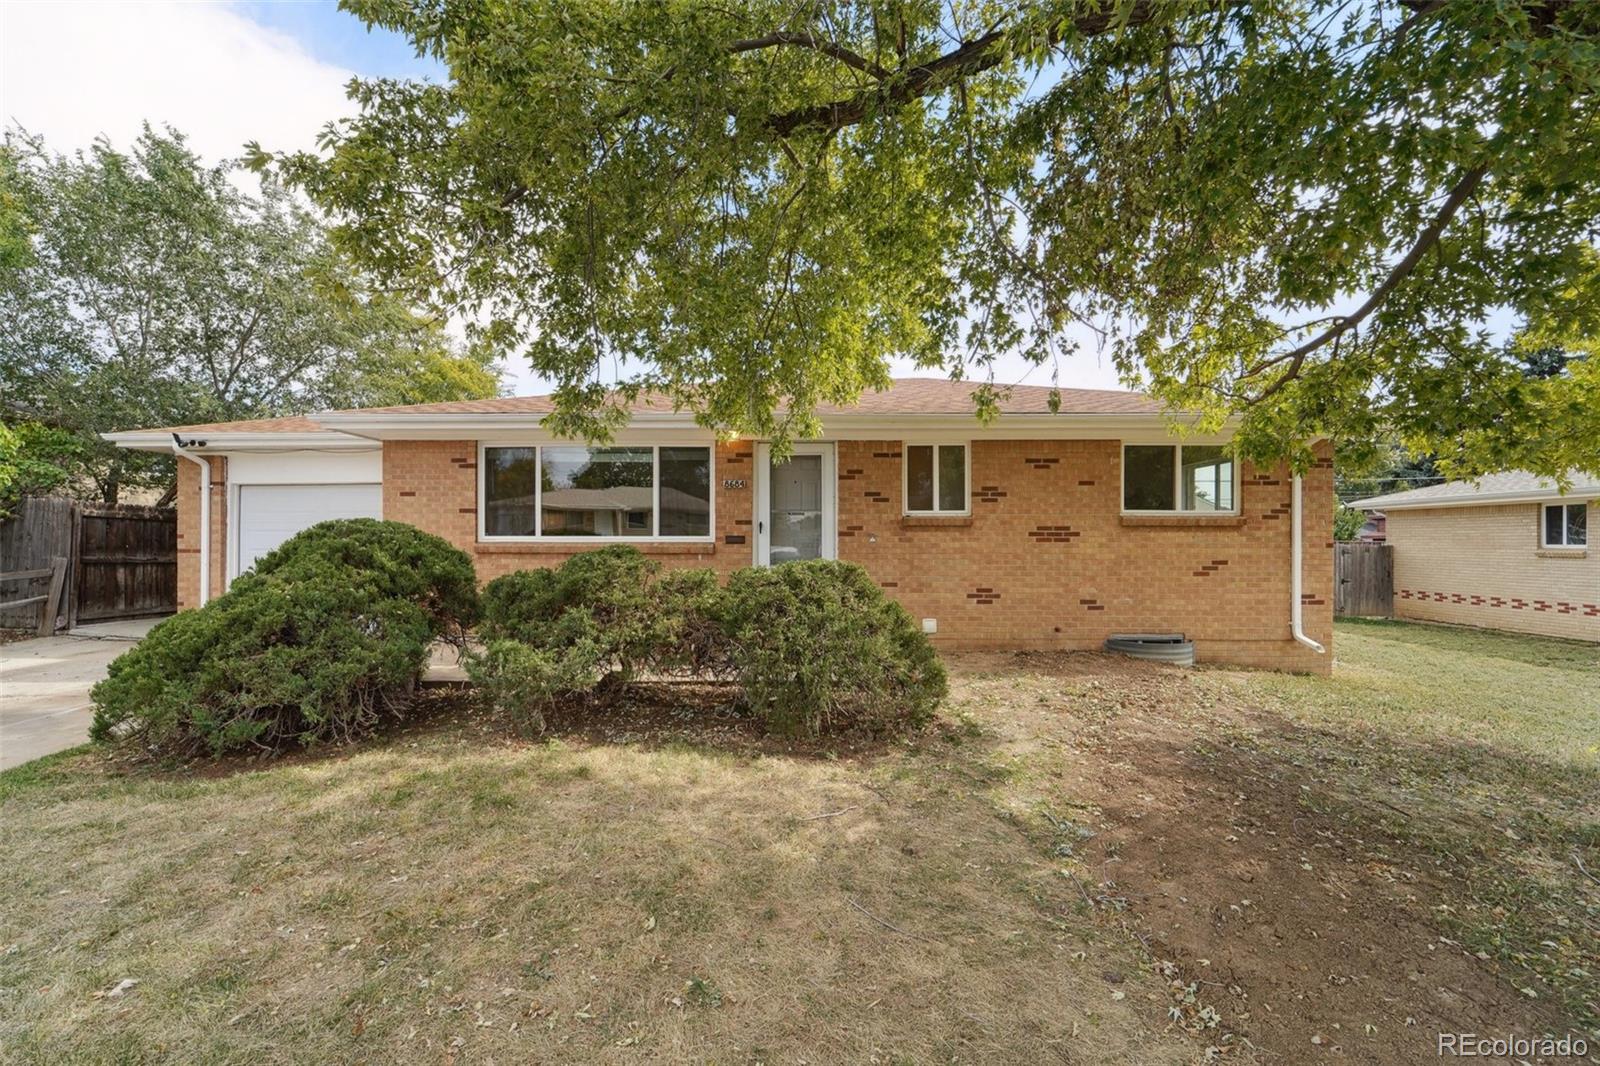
[236,484,383,576]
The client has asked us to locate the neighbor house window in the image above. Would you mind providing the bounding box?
[480,445,712,539]
[1123,444,1236,513]
[1543,502,1588,547]
[905,444,969,514]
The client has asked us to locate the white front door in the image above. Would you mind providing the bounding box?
[234,483,383,578]
[755,443,836,566]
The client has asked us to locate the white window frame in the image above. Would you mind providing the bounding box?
[1120,443,1241,516]
[477,442,716,543]
[1541,501,1588,548]
[902,442,972,516]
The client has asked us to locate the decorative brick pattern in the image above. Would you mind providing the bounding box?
[1028,525,1081,543]
[175,435,1340,672]
[1387,502,1597,642]
[832,438,1334,673]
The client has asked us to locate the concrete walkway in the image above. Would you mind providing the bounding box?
[0,617,163,771]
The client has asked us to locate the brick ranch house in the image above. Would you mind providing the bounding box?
[106,379,1335,673]
[1352,471,1598,642]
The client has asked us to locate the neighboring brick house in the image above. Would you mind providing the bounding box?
[1352,471,1599,642]
[107,379,1334,672]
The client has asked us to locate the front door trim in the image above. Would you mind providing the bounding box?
[752,442,837,566]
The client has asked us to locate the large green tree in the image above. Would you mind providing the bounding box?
[0,126,501,503]
[261,0,1598,475]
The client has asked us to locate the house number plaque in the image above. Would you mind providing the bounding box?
[722,478,748,490]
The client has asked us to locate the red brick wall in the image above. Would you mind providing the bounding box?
[835,439,1333,672]
[177,437,1333,672]
[377,437,1333,673]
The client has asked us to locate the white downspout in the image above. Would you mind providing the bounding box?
[171,434,211,606]
[1291,473,1326,655]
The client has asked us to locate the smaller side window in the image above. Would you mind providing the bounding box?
[1544,502,1588,547]
[904,444,969,514]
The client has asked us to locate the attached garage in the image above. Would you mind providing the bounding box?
[233,483,383,576]
[225,450,384,585]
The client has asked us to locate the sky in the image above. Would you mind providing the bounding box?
[0,0,1128,398]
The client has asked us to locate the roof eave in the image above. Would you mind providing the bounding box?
[308,409,1234,442]
[103,430,380,453]
[1351,488,1599,511]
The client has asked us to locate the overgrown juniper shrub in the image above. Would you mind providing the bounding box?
[721,560,946,736]
[251,518,480,641]
[469,546,700,733]
[471,548,945,737]
[90,520,479,757]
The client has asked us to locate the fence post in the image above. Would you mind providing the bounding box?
[39,555,67,637]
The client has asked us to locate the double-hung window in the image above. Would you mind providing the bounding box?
[1122,444,1237,513]
[480,444,713,540]
[1542,502,1588,548]
[905,443,969,514]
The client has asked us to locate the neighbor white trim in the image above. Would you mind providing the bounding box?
[1353,490,1599,512]
[1541,501,1590,549]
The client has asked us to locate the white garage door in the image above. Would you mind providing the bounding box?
[235,483,383,576]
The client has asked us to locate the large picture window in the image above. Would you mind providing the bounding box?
[1123,444,1236,513]
[1543,502,1588,548]
[481,444,713,540]
[905,443,969,514]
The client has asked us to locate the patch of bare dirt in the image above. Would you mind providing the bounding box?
[948,651,1586,1064]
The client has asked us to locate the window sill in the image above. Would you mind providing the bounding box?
[475,541,716,556]
[1536,548,1588,559]
[900,515,974,529]
[1120,514,1247,528]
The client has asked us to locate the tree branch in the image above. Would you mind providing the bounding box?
[1246,159,1490,402]
[729,31,891,80]
[764,1,1159,136]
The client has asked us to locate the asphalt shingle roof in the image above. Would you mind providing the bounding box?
[1351,470,1600,510]
[125,378,1163,434]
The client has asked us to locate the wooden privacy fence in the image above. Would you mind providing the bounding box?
[1334,541,1393,618]
[0,557,68,636]
[0,497,176,632]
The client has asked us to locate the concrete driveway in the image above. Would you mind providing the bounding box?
[0,618,163,771]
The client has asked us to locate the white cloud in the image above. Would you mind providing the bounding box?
[0,0,352,164]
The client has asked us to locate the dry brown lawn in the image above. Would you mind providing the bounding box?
[1,620,1595,1065]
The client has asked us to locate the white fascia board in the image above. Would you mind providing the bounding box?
[102,430,379,453]
[311,410,1233,443]
[1351,489,1599,511]
[310,411,704,442]
[810,412,1232,442]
